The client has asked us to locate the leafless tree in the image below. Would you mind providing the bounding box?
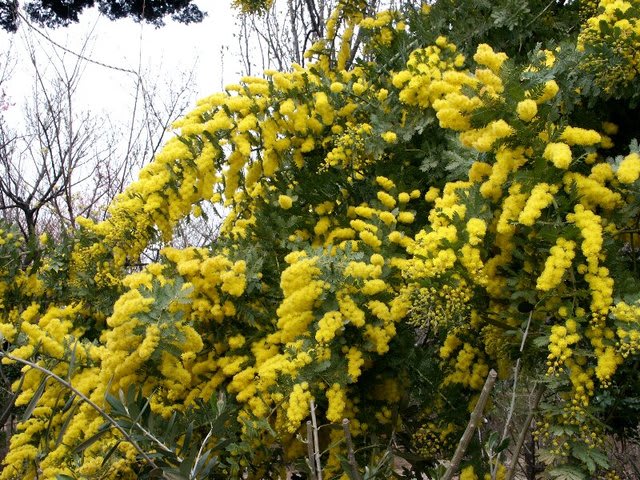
[0,17,197,248]
[235,0,409,76]
[236,0,334,75]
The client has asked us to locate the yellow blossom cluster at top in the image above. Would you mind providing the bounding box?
[578,0,640,93]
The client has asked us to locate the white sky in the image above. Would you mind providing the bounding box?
[0,2,246,125]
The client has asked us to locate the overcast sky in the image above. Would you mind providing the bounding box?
[0,2,246,125]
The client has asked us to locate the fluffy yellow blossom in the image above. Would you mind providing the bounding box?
[278,194,294,209]
[424,187,440,202]
[315,311,344,343]
[466,218,487,246]
[566,205,602,267]
[346,347,365,380]
[398,192,411,204]
[361,279,388,295]
[560,126,601,146]
[376,176,395,191]
[392,70,412,88]
[543,142,572,169]
[602,121,618,135]
[397,211,415,224]
[460,466,478,480]
[617,152,640,183]
[516,99,538,121]
[325,383,347,422]
[536,80,559,104]
[330,82,344,93]
[359,230,382,249]
[518,183,557,226]
[286,383,312,432]
[537,238,576,291]
[137,324,161,360]
[382,131,397,143]
[473,44,507,73]
[228,334,246,349]
[595,346,622,384]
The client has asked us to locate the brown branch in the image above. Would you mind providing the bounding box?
[442,369,498,480]
[342,418,362,480]
[307,420,317,480]
[505,384,545,480]
[309,399,323,480]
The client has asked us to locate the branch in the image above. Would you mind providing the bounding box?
[306,420,317,480]
[309,399,323,480]
[342,418,362,480]
[17,12,140,77]
[442,369,498,480]
[505,384,545,480]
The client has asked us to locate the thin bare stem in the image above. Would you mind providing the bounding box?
[190,428,213,478]
[505,384,545,480]
[442,369,498,480]
[501,310,534,443]
[342,418,362,480]
[310,399,323,480]
[307,420,317,480]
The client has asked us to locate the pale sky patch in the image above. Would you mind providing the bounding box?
[0,2,246,126]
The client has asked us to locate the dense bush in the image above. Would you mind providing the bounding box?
[2,0,640,478]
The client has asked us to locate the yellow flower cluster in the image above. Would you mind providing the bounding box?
[325,383,347,422]
[611,301,640,357]
[459,464,506,480]
[286,382,312,432]
[547,321,581,373]
[536,238,576,291]
[516,99,538,122]
[442,341,489,390]
[543,142,573,169]
[407,284,472,331]
[393,37,466,109]
[518,183,557,226]
[578,0,640,92]
[617,152,640,183]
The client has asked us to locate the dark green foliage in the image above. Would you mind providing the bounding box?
[0,0,205,32]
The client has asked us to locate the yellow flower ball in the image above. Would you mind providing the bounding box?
[617,152,640,184]
[516,99,538,122]
[278,195,293,209]
[382,131,397,143]
[330,82,344,93]
[543,142,572,169]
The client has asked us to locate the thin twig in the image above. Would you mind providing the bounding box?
[17,12,139,77]
[190,428,213,479]
[501,310,534,443]
[342,418,362,480]
[307,420,317,480]
[310,399,323,480]
[442,369,498,480]
[505,384,545,480]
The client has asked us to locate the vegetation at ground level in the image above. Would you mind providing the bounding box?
[2,0,640,478]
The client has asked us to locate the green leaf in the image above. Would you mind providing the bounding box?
[22,375,49,422]
[548,465,588,480]
[572,443,596,473]
[72,427,113,454]
[67,340,78,382]
[101,440,122,467]
[55,401,81,448]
